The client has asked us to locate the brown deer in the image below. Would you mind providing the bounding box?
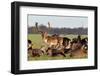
[35,22,63,48]
[46,46,66,57]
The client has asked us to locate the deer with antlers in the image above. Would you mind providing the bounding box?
[35,22,63,48]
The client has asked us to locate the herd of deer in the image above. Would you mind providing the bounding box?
[28,22,88,58]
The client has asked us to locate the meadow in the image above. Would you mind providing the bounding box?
[28,34,87,61]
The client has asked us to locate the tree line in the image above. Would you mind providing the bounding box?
[28,25,88,35]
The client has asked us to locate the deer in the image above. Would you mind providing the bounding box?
[28,40,46,57]
[35,22,63,48]
[46,46,66,57]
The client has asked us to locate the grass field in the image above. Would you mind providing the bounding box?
[28,34,87,61]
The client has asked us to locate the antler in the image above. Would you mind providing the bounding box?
[35,22,43,33]
[35,22,39,31]
[48,22,51,30]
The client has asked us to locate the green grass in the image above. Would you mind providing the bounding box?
[28,34,87,61]
[28,54,87,61]
[28,34,43,48]
[63,34,87,39]
[28,53,71,61]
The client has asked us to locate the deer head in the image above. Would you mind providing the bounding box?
[35,22,51,39]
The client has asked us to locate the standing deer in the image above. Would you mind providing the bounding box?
[35,22,63,48]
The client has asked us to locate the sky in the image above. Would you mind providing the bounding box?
[27,14,88,28]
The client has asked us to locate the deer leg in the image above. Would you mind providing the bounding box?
[60,52,66,57]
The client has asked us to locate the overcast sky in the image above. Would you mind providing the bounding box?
[28,14,88,28]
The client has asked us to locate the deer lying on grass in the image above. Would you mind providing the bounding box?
[28,40,45,57]
[69,35,88,57]
[46,46,66,57]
